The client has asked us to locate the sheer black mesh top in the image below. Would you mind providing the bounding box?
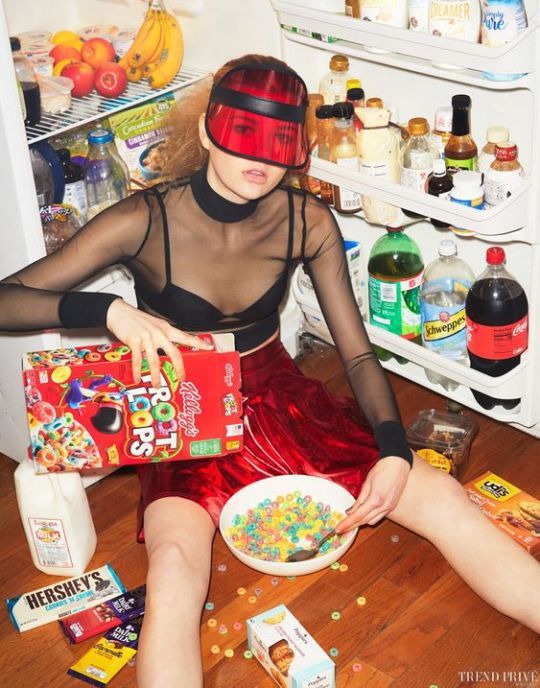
[0,167,410,461]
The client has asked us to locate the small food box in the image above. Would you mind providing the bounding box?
[247,604,335,688]
[23,333,243,473]
[464,471,540,558]
[406,403,478,477]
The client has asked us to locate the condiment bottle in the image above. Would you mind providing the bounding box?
[450,170,484,209]
[427,159,453,228]
[478,125,509,175]
[58,148,88,222]
[304,93,325,195]
[483,142,524,207]
[431,106,453,159]
[400,117,437,218]
[319,55,351,105]
[315,104,335,205]
[346,87,365,135]
[10,36,41,126]
[330,101,362,214]
[444,94,477,174]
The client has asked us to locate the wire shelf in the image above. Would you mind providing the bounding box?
[25,65,210,145]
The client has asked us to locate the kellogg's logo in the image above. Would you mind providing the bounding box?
[224,363,234,387]
[177,381,201,437]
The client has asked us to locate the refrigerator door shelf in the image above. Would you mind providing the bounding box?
[309,158,533,242]
[272,0,537,84]
[366,323,532,416]
[25,65,210,146]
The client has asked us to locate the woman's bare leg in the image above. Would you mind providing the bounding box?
[137,497,216,688]
[387,455,540,633]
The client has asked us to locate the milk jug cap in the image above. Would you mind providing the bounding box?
[486,125,509,144]
[434,106,452,132]
[330,54,349,71]
[438,239,457,257]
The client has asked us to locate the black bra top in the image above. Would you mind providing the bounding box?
[136,169,296,350]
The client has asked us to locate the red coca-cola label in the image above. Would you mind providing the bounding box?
[466,315,528,359]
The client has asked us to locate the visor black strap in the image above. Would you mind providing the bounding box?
[210,85,306,124]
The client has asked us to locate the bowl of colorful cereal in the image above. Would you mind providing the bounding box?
[219,475,358,576]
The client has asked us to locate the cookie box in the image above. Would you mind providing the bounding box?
[23,333,243,473]
[464,471,540,557]
[247,604,335,688]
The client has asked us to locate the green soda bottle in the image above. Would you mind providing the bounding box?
[368,226,424,363]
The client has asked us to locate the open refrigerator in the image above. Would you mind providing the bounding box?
[0,0,538,472]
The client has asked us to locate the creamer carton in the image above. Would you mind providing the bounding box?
[23,333,243,473]
[247,604,335,688]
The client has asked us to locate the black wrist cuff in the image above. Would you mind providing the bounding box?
[58,292,121,329]
[374,420,413,467]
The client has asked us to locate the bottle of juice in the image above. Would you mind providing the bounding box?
[319,55,351,105]
[315,104,335,205]
[368,227,424,363]
[478,125,510,175]
[330,101,362,214]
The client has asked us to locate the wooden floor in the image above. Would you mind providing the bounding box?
[0,340,538,688]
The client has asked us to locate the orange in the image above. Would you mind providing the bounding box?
[53,57,77,76]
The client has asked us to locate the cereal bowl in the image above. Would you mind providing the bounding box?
[219,474,358,576]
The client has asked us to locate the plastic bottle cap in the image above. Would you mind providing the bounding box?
[439,239,457,257]
[451,94,471,109]
[347,87,365,101]
[408,117,429,136]
[486,125,509,144]
[316,104,335,119]
[486,246,506,265]
[10,36,21,51]
[57,148,71,163]
[453,170,482,188]
[330,54,349,71]
[346,78,362,90]
[366,97,383,108]
[434,106,453,132]
[88,128,114,145]
[432,159,447,175]
[494,141,517,161]
[386,225,403,232]
[332,101,354,119]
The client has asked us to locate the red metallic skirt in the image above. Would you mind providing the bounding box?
[136,337,378,541]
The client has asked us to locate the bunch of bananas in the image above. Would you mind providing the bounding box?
[118,1,183,90]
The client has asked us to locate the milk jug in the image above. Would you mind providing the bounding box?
[15,460,97,576]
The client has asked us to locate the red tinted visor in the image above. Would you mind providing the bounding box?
[205,65,309,169]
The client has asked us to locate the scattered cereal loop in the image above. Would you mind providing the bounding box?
[331,611,341,621]
[271,578,280,586]
[248,596,257,604]
[224,649,234,658]
[391,534,400,543]
[352,663,362,673]
[330,562,340,570]
[233,622,242,631]
[339,563,348,572]
[236,587,246,596]
[207,618,217,628]
[254,587,263,596]
[217,563,227,572]
[204,602,214,611]
[243,650,253,659]
[218,624,228,635]
[210,645,220,654]
[329,647,339,657]
[356,596,366,606]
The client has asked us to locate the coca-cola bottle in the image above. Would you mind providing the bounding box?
[465,246,528,410]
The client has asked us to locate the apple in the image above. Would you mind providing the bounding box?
[61,61,95,97]
[81,37,116,69]
[49,43,81,65]
[94,62,128,98]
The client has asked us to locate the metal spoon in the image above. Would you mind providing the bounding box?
[285,528,338,563]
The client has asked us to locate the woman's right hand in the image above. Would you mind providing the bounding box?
[106,299,213,388]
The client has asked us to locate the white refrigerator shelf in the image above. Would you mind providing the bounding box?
[365,323,532,423]
[309,157,532,240]
[272,0,537,86]
[25,65,210,145]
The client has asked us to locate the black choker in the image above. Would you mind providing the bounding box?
[190,167,258,222]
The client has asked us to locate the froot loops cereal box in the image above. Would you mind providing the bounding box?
[23,333,243,473]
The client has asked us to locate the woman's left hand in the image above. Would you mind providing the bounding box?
[335,456,411,533]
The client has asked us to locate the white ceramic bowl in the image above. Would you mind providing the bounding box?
[219,474,358,576]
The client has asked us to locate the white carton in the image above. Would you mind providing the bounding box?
[247,604,335,688]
